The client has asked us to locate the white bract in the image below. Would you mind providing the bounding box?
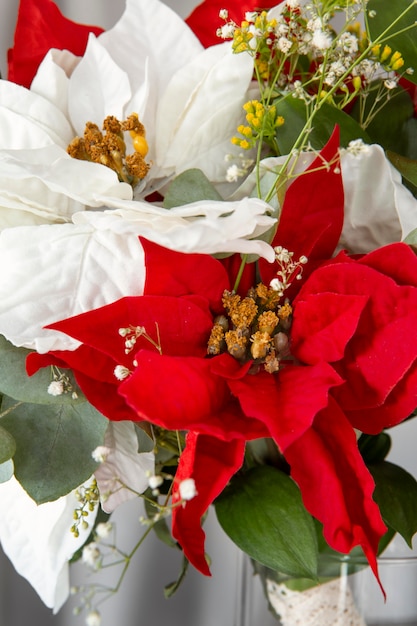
[0,476,97,612]
[0,196,275,353]
[0,0,254,231]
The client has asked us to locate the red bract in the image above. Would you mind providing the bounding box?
[8,0,103,88]
[259,126,344,295]
[291,243,417,433]
[186,0,282,47]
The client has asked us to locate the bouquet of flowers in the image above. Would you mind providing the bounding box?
[1,0,417,624]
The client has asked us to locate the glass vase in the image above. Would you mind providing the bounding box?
[235,546,417,626]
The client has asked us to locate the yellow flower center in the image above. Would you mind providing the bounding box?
[67,113,150,187]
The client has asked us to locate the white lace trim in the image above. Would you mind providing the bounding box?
[266,577,367,626]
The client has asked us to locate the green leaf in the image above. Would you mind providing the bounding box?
[275,97,370,155]
[0,459,14,483]
[215,466,318,579]
[0,425,16,463]
[367,0,417,85]
[350,85,414,156]
[387,150,417,190]
[0,397,108,503]
[358,432,391,464]
[0,335,84,404]
[369,461,417,546]
[163,168,223,209]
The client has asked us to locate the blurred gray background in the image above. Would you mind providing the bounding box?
[0,1,417,625]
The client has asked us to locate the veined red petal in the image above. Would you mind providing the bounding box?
[357,242,417,288]
[141,238,229,314]
[285,400,386,587]
[297,253,417,423]
[291,292,369,365]
[8,0,103,87]
[228,362,343,450]
[27,344,115,383]
[47,295,214,365]
[259,127,343,292]
[119,351,267,440]
[345,362,417,431]
[171,432,245,575]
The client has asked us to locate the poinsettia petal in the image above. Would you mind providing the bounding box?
[259,127,343,290]
[171,431,245,575]
[357,241,417,288]
[228,362,343,450]
[48,294,214,364]
[339,144,417,253]
[155,42,254,183]
[297,247,417,422]
[0,220,141,353]
[285,400,386,585]
[67,36,132,135]
[120,351,266,438]
[142,238,229,312]
[291,292,369,365]
[345,361,417,431]
[0,80,73,148]
[99,0,202,122]
[0,476,97,611]
[77,197,276,261]
[8,0,103,88]
[0,145,130,229]
[94,421,154,512]
[30,49,78,117]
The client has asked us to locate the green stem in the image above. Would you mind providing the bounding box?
[233,254,249,293]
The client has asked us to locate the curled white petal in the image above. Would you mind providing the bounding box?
[0,476,97,612]
[339,144,417,252]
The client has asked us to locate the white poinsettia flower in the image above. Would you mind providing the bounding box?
[0,476,97,612]
[94,421,154,513]
[0,196,275,353]
[0,0,254,230]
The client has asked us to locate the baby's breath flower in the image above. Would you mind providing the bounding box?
[217,23,236,39]
[384,78,398,90]
[82,543,102,569]
[343,138,371,156]
[148,474,164,490]
[95,522,113,539]
[226,164,246,182]
[179,478,197,502]
[47,380,64,396]
[113,365,131,381]
[311,29,333,51]
[86,610,101,626]
[92,446,111,463]
[277,36,293,53]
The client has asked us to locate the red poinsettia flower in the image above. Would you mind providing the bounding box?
[185,0,282,48]
[26,131,401,583]
[8,0,104,88]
